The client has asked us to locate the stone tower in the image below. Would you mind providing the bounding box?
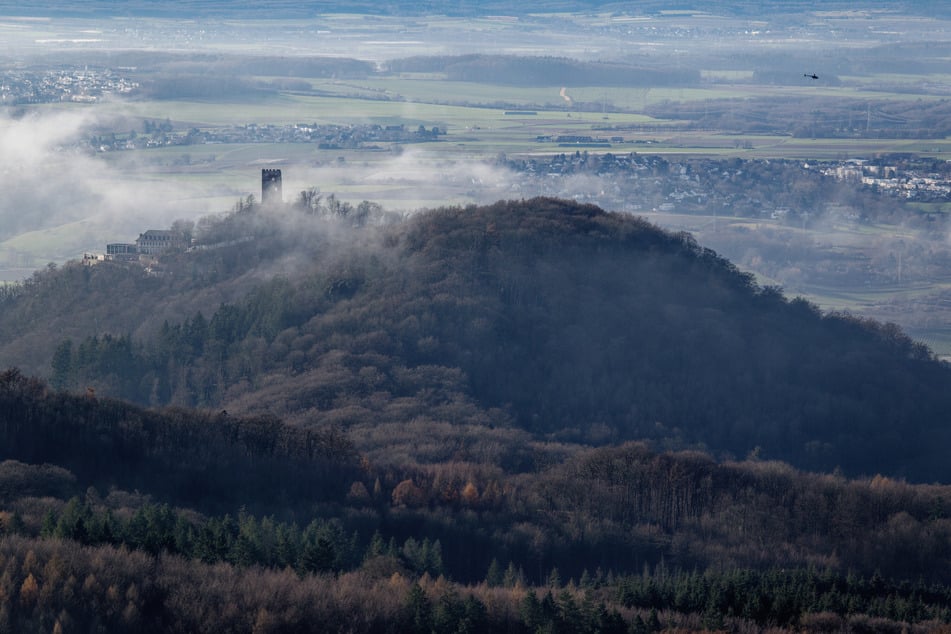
[262,168,283,205]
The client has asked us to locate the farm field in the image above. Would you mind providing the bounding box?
[86,88,951,164]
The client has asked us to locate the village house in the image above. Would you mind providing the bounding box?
[135,229,187,255]
[105,230,187,261]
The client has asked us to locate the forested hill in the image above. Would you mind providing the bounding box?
[0,368,360,516]
[3,197,951,482]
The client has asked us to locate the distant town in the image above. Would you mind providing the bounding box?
[1,68,138,104]
[497,151,951,218]
[89,121,443,153]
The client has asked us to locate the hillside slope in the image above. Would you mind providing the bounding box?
[3,198,950,481]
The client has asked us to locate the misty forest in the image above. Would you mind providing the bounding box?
[5,1,951,633]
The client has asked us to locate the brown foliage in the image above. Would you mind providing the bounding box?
[391,479,426,508]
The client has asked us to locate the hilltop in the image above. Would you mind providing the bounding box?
[2,197,950,482]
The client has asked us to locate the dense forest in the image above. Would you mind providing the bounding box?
[4,370,951,631]
[4,197,951,630]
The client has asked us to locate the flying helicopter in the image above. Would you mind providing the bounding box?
[804,73,819,80]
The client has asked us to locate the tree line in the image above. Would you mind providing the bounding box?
[0,368,359,516]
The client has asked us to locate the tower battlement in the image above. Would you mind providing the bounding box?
[262,169,283,205]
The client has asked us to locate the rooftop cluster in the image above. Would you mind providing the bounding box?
[0,69,138,104]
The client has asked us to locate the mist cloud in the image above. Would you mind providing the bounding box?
[0,106,530,271]
[0,107,219,261]
[286,148,517,210]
